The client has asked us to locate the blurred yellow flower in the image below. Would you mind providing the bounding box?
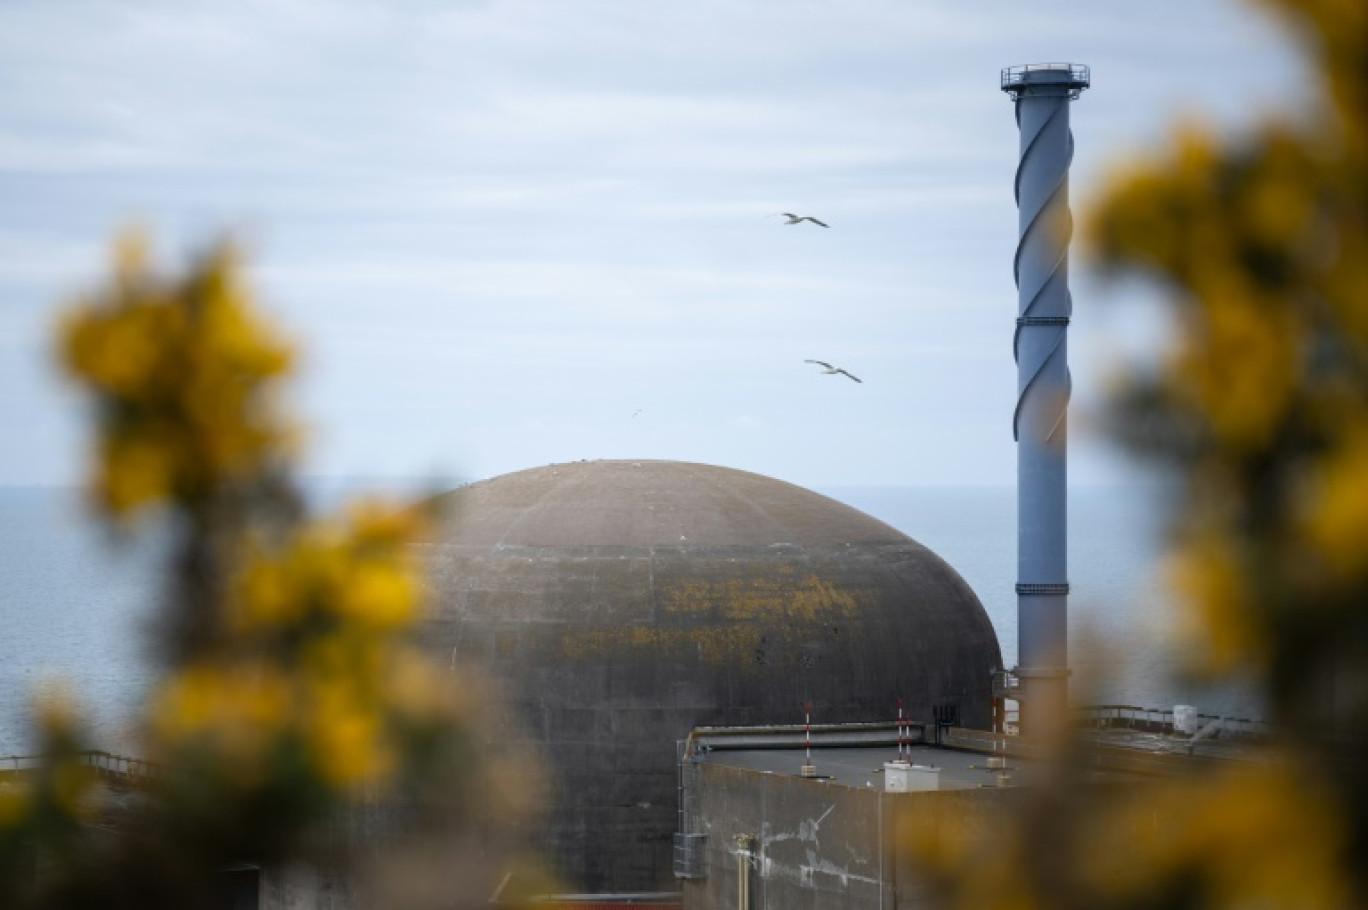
[335,559,418,628]
[1167,534,1267,673]
[56,232,294,518]
[1301,426,1368,580]
[1090,758,1349,909]
[0,785,31,829]
[306,683,394,788]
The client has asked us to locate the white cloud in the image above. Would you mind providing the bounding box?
[0,0,1310,486]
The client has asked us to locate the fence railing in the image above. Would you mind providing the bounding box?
[1000,63,1091,98]
[0,750,161,783]
[1074,704,1274,741]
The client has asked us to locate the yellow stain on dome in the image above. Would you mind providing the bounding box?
[660,572,863,621]
[559,573,864,664]
[559,624,763,665]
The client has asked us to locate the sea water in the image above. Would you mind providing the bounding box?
[0,483,1262,754]
[826,485,1263,721]
[0,487,162,754]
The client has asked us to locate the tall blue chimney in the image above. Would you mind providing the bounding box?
[1001,63,1089,734]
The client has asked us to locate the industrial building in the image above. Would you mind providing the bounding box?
[268,61,1096,909]
[672,715,1266,910]
[411,61,1096,902]
[16,61,1107,910]
[419,458,1003,894]
[674,724,1030,910]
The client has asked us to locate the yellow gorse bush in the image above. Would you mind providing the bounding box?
[0,233,534,910]
[58,233,294,516]
[1089,4,1368,695]
[921,1,1368,907]
[232,505,423,635]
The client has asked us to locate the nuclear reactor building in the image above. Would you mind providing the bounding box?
[420,459,1002,892]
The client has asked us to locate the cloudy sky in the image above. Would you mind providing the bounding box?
[0,0,1310,491]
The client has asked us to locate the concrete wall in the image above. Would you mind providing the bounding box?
[422,460,1003,892]
[257,793,528,910]
[680,763,1017,910]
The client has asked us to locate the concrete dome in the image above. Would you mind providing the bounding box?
[421,459,1001,892]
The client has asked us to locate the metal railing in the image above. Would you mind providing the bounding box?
[684,721,927,757]
[1075,705,1274,741]
[0,750,161,783]
[1000,63,1091,99]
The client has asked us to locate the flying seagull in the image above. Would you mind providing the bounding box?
[805,359,862,383]
[780,213,829,228]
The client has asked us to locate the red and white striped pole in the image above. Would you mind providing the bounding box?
[896,697,905,761]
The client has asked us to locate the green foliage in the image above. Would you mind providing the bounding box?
[0,235,539,909]
[923,1,1368,907]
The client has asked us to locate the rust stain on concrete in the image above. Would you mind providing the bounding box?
[557,574,866,664]
[660,574,864,621]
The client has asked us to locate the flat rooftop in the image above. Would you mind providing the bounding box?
[698,743,1015,792]
[685,720,1268,790]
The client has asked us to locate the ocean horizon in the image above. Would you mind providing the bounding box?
[0,480,1262,754]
